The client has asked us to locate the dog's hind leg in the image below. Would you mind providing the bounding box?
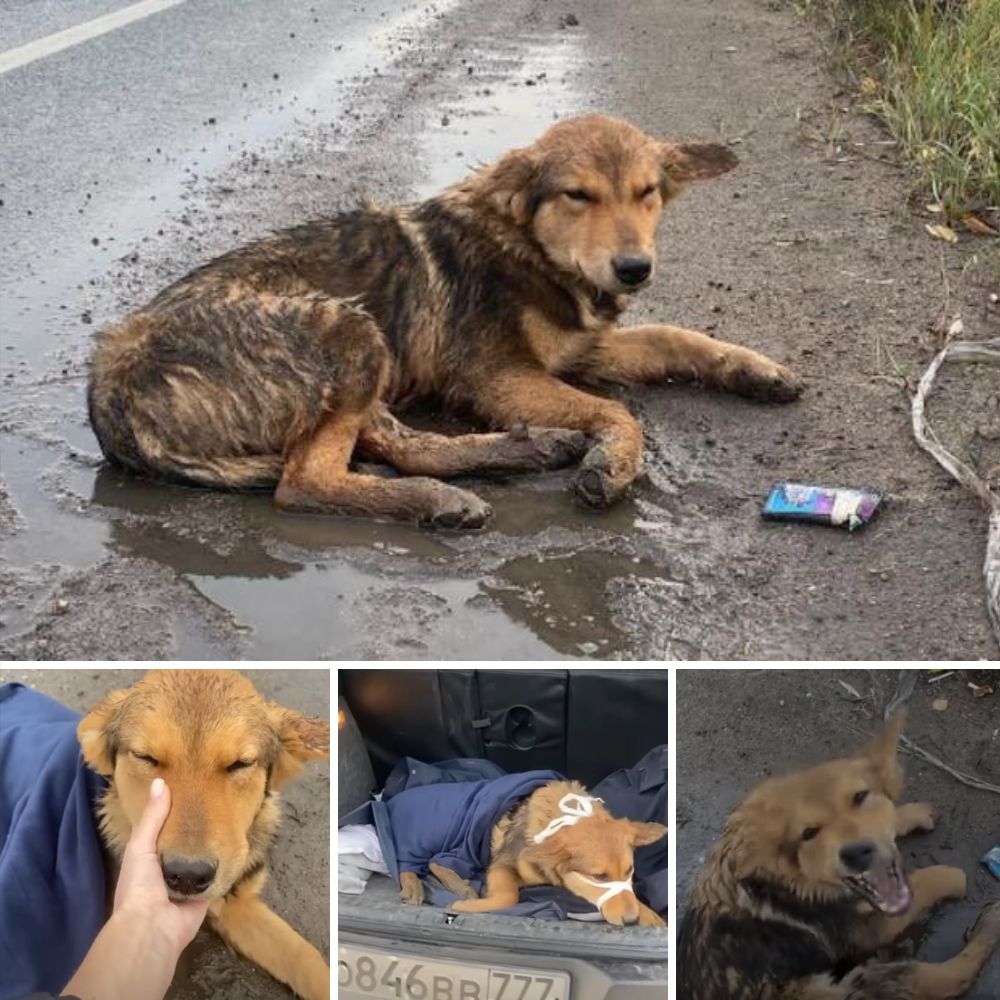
[357,406,587,478]
[274,315,490,527]
[209,892,330,1000]
[449,865,521,912]
[429,862,480,900]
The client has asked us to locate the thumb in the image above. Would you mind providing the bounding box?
[129,777,171,855]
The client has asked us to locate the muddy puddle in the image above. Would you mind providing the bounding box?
[0,4,686,660]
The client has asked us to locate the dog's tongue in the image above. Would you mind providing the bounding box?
[868,866,912,915]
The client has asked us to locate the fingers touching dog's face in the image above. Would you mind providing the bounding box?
[482,114,736,295]
[78,670,329,902]
[526,814,667,925]
[730,713,912,915]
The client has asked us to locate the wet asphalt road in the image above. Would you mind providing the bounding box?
[0,666,330,1000]
[1,0,996,659]
[677,669,1000,997]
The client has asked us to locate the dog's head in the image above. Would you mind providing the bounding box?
[523,805,667,926]
[724,711,911,915]
[471,113,736,296]
[78,669,329,902]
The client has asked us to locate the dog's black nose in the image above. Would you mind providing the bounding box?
[161,857,217,895]
[839,841,876,873]
[612,254,652,286]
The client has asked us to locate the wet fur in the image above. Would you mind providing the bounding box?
[77,670,330,1000]
[88,114,802,525]
[404,779,667,927]
[678,712,1000,1000]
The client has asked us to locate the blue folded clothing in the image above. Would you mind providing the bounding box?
[0,684,107,1000]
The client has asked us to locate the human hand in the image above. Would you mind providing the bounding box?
[113,777,210,950]
[65,778,210,1000]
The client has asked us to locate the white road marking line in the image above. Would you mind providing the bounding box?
[0,0,188,76]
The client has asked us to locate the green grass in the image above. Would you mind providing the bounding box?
[801,0,1000,224]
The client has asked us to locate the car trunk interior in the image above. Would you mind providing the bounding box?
[338,669,669,959]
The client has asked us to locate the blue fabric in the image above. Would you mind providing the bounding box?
[382,757,506,800]
[384,770,563,880]
[0,684,107,1000]
[339,749,668,921]
[593,745,667,914]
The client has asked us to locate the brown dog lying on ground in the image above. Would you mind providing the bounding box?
[88,113,802,527]
[77,670,330,1000]
[678,711,1000,1000]
[400,779,667,926]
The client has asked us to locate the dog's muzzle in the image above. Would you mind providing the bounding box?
[573,873,635,907]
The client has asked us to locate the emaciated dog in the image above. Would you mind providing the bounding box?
[78,669,330,1000]
[678,711,1000,1000]
[88,114,802,527]
[401,779,667,927]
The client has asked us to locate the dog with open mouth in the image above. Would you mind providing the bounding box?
[678,711,1000,1000]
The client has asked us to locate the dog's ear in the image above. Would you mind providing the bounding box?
[476,147,543,224]
[629,820,668,847]
[860,710,906,801]
[77,689,131,776]
[267,703,330,789]
[659,141,738,184]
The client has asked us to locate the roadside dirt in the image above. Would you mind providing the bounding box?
[1,0,997,659]
[677,668,1000,997]
[0,667,330,1000]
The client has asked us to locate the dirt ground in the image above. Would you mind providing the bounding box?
[1,0,998,659]
[0,667,330,1000]
[677,668,1000,997]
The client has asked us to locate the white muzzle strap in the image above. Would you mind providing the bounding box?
[575,873,635,908]
[533,793,604,843]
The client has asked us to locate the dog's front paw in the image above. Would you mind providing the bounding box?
[637,907,666,928]
[897,801,937,835]
[400,871,425,905]
[520,427,589,469]
[572,445,636,507]
[722,351,803,403]
[424,484,492,529]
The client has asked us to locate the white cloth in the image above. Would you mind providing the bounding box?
[338,824,388,894]
[532,793,604,843]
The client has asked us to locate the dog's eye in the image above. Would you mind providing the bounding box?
[591,872,609,881]
[132,752,159,766]
[227,759,255,773]
[564,189,592,202]
[853,790,870,807]
[801,826,821,842]
[638,184,657,199]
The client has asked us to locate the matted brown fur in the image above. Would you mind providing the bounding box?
[678,712,1000,1000]
[77,670,330,1000]
[88,114,802,527]
[401,778,667,927]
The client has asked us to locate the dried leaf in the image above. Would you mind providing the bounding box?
[925,223,958,245]
[932,698,949,711]
[925,203,945,214]
[968,683,994,699]
[962,214,998,237]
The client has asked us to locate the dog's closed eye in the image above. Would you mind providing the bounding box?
[132,751,159,766]
[801,826,821,842]
[227,759,256,773]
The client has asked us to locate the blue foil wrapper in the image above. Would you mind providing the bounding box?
[983,846,1000,880]
[762,482,883,532]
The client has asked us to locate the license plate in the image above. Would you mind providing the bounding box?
[338,945,572,1000]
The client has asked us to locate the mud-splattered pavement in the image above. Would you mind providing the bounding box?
[677,668,1000,997]
[0,666,330,1000]
[1,0,997,660]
